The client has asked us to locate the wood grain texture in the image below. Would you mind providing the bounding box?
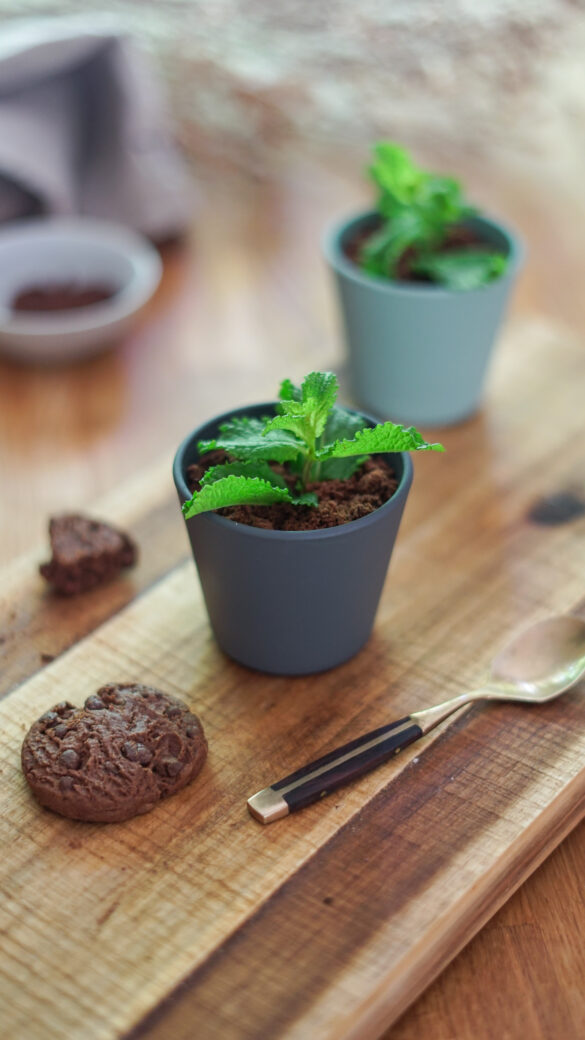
[2,306,585,1038]
[131,699,585,1040]
[0,457,185,698]
[3,155,585,1039]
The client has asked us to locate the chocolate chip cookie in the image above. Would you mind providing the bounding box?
[40,514,137,595]
[21,683,207,822]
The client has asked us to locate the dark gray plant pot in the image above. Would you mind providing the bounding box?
[173,403,413,676]
[323,211,524,427]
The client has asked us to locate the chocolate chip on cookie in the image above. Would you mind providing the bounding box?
[39,514,137,596]
[21,683,207,823]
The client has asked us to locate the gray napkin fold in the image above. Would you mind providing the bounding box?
[0,17,193,237]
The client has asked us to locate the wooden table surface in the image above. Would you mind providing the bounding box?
[2,153,585,1040]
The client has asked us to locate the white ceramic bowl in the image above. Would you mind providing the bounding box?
[0,217,163,362]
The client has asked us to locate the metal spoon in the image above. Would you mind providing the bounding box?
[247,615,585,824]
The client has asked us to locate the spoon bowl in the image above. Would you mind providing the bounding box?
[490,615,585,701]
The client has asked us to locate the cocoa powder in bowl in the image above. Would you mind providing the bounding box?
[12,283,116,313]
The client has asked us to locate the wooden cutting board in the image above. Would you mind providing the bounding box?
[3,316,585,1040]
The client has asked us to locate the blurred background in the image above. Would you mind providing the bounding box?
[1,0,584,555]
[0,1,582,183]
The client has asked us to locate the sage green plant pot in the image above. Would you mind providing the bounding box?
[323,211,523,427]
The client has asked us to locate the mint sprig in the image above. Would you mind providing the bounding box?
[319,422,444,459]
[183,474,317,519]
[182,371,443,519]
[200,461,288,489]
[359,141,507,288]
[198,416,304,463]
[413,248,508,290]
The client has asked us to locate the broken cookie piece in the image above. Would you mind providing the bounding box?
[39,514,137,595]
[21,683,208,822]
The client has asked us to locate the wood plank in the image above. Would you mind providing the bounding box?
[131,690,585,1040]
[2,313,585,1039]
[387,817,585,1040]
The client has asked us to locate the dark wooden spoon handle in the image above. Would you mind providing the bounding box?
[247,716,423,824]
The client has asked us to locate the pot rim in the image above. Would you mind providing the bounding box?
[173,401,414,542]
[322,208,524,298]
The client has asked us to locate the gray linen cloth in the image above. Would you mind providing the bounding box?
[0,17,193,237]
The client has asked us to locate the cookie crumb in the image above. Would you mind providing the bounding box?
[40,514,137,595]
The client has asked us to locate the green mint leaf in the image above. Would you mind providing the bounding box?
[318,455,368,481]
[197,438,218,454]
[369,142,424,208]
[420,175,468,225]
[414,248,507,290]
[318,405,370,479]
[278,378,301,402]
[182,475,295,518]
[299,371,339,434]
[197,415,265,456]
[322,404,367,445]
[265,370,338,442]
[263,412,312,443]
[359,209,427,278]
[199,415,304,463]
[320,422,444,459]
[291,491,319,507]
[200,461,287,490]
